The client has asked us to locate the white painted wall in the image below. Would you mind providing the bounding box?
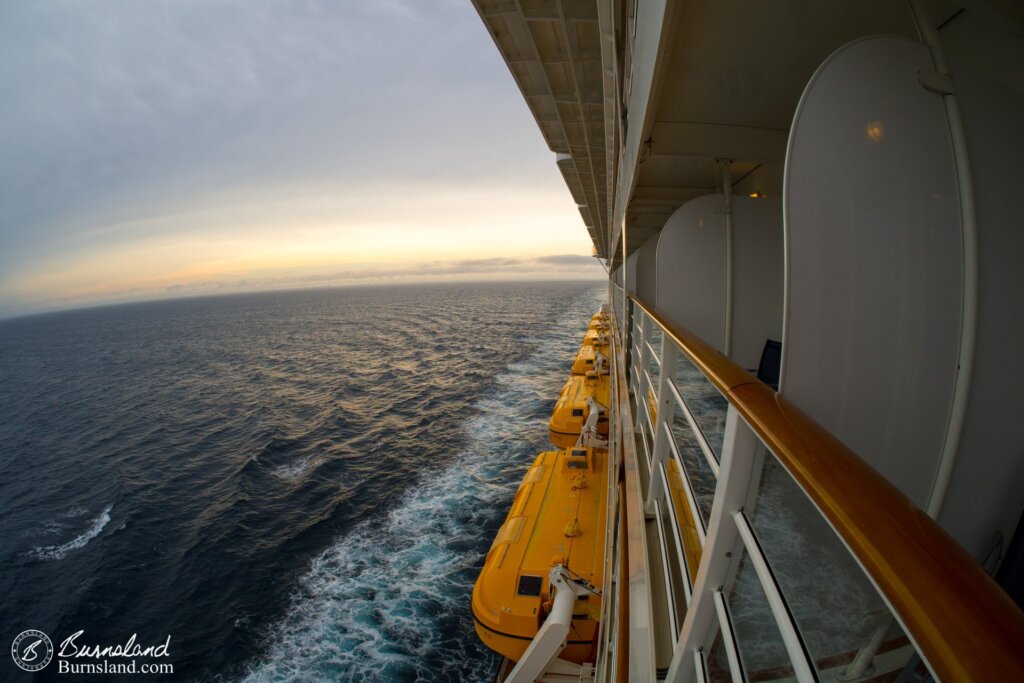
[933,12,1024,560]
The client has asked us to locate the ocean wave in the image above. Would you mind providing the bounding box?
[0,282,606,680]
[31,505,113,561]
[240,290,603,682]
[241,458,504,681]
[239,375,535,681]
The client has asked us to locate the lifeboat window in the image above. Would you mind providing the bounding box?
[571,449,587,457]
[567,459,587,469]
[586,359,593,364]
[517,575,543,597]
[571,408,584,417]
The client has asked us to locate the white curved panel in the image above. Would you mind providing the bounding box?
[655,194,784,364]
[637,236,659,305]
[782,37,963,507]
[655,194,727,350]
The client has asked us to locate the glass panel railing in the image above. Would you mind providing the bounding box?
[707,614,741,683]
[727,549,793,681]
[661,450,703,589]
[648,352,661,395]
[623,292,1024,682]
[708,606,749,683]
[669,402,715,531]
[651,326,663,358]
[747,454,922,680]
[634,404,652,467]
[673,353,728,458]
[654,497,686,636]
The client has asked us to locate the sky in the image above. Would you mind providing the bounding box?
[0,0,603,318]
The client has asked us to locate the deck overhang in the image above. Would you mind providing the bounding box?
[472,0,614,260]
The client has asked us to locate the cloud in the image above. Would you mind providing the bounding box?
[151,254,604,295]
[536,254,601,266]
[0,2,562,269]
[0,1,604,318]
[0,252,604,318]
[451,257,522,268]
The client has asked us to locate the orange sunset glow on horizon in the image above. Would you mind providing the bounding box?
[0,3,603,319]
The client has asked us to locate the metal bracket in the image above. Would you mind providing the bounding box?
[917,68,955,95]
[504,566,590,683]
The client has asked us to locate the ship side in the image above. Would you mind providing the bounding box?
[471,1,1024,681]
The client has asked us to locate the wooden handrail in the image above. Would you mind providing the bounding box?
[627,293,1024,682]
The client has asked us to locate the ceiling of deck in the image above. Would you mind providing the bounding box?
[619,0,922,266]
[474,0,611,259]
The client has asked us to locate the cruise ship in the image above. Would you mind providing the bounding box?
[469,1,1024,681]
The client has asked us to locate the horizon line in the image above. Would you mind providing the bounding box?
[0,276,607,324]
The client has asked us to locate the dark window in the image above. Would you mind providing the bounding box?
[757,339,783,390]
[517,575,543,596]
[572,408,584,417]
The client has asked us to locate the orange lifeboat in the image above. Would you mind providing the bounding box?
[549,371,610,449]
[471,446,607,664]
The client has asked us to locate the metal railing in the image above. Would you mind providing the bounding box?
[604,286,1024,683]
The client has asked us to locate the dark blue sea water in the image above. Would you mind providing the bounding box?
[0,281,605,681]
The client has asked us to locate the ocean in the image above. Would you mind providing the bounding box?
[0,281,606,681]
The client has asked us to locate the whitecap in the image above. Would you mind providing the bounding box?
[32,505,113,561]
[272,456,321,481]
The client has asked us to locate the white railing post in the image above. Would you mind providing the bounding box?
[645,341,679,514]
[629,310,641,392]
[635,312,653,430]
[665,405,761,683]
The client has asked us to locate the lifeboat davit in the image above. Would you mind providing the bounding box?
[549,371,609,449]
[471,446,607,664]
[580,328,609,352]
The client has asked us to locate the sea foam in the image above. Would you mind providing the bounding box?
[241,291,603,682]
[32,505,113,561]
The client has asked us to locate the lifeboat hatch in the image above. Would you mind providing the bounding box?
[517,575,543,597]
[566,448,589,471]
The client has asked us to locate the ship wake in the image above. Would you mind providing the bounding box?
[241,287,603,682]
